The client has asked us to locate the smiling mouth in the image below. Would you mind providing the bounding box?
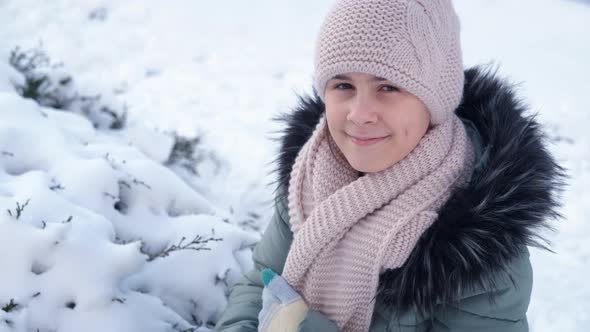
[347,134,390,146]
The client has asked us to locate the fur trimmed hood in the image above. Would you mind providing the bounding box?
[269,66,566,315]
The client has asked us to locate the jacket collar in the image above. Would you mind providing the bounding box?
[269,66,566,315]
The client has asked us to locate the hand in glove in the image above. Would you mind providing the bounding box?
[257,268,308,332]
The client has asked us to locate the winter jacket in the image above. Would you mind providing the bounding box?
[213,66,565,332]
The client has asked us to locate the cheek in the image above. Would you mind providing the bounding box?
[394,101,430,137]
[325,106,346,130]
[409,100,430,127]
[381,114,424,142]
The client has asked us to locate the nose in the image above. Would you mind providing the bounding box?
[346,92,378,126]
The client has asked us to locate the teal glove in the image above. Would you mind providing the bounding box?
[257,268,309,332]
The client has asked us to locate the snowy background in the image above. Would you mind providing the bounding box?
[0,0,588,331]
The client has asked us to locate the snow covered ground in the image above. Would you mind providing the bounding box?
[0,0,588,331]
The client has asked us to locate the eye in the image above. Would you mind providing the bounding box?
[333,82,353,90]
[381,85,399,92]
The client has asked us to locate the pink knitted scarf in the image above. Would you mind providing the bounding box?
[282,114,475,332]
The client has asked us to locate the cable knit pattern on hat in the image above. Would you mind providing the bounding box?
[282,114,475,332]
[313,0,464,125]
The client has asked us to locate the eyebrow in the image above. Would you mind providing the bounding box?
[330,74,388,82]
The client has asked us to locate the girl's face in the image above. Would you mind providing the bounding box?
[324,72,431,173]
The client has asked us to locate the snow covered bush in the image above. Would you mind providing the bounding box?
[0,53,261,331]
[9,45,127,130]
[7,44,264,234]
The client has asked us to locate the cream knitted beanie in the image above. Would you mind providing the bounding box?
[313,0,464,125]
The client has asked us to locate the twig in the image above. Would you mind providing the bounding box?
[7,199,30,220]
[2,299,18,312]
[148,230,223,261]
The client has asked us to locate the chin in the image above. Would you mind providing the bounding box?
[347,159,387,173]
[345,152,402,173]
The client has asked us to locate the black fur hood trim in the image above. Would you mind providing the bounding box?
[268,66,566,315]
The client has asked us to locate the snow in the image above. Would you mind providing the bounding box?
[0,44,260,330]
[0,0,588,331]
